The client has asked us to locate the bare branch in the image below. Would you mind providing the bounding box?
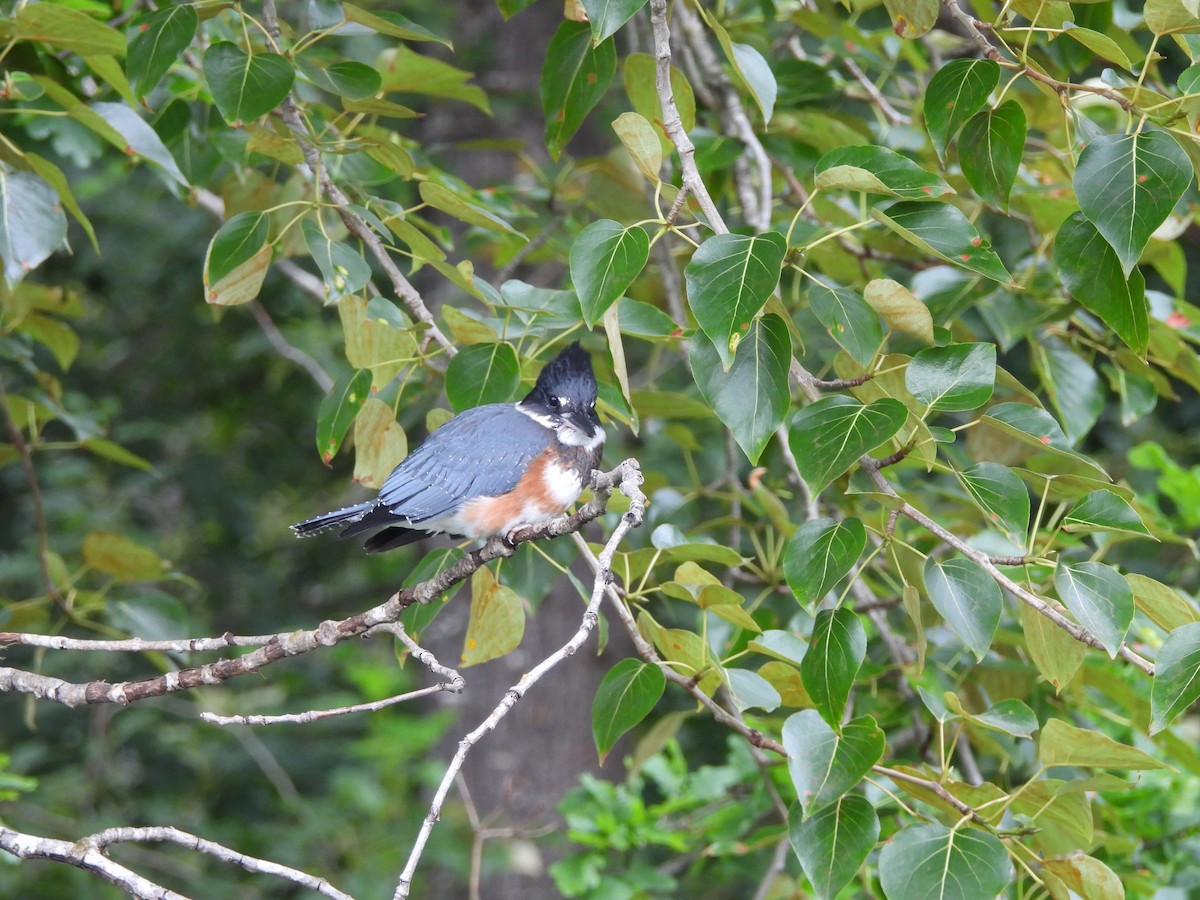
[249,301,334,393]
[392,459,647,899]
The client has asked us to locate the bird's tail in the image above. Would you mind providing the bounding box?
[291,502,373,538]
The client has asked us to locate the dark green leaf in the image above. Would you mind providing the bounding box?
[1054,561,1134,658]
[801,608,867,728]
[807,278,884,367]
[581,0,648,45]
[1150,622,1200,734]
[788,396,907,493]
[879,824,1011,899]
[1034,335,1104,445]
[418,182,525,239]
[814,145,952,199]
[570,220,650,327]
[0,166,67,289]
[203,42,295,124]
[127,5,198,97]
[730,42,776,123]
[685,231,787,370]
[616,297,677,337]
[872,201,1013,285]
[959,462,1029,544]
[316,369,372,463]
[789,795,879,899]
[959,100,1025,210]
[541,21,617,160]
[906,342,996,412]
[982,402,1108,477]
[1063,490,1151,537]
[783,518,867,611]
[1075,130,1192,276]
[782,711,884,817]
[923,556,1002,661]
[298,57,382,100]
[1054,212,1148,354]
[593,658,666,762]
[302,219,371,302]
[204,212,269,287]
[967,698,1040,739]
[923,59,1000,159]
[690,314,790,464]
[445,342,522,412]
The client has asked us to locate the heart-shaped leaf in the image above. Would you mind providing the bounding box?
[789,795,879,899]
[959,462,1030,544]
[862,278,934,343]
[924,59,1000,159]
[205,211,269,287]
[783,517,866,610]
[801,608,867,727]
[461,567,525,666]
[872,201,1013,285]
[570,220,650,326]
[1074,129,1192,277]
[814,145,951,199]
[959,100,1025,211]
[879,824,1011,899]
[1150,621,1200,734]
[906,342,996,412]
[445,342,522,412]
[593,658,665,762]
[127,5,198,97]
[203,42,295,124]
[302,219,371,302]
[923,556,1002,661]
[1054,561,1134,658]
[581,0,648,45]
[690,314,791,464]
[982,402,1109,477]
[685,231,787,370]
[807,278,884,367]
[783,711,884,817]
[789,396,907,493]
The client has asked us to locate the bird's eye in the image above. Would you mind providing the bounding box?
[547,396,561,409]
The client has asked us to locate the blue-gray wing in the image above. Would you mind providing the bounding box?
[374,404,551,524]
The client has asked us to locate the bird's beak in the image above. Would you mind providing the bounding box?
[567,406,599,438]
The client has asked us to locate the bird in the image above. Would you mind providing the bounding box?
[291,342,605,553]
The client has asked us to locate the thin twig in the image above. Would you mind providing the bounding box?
[392,459,647,899]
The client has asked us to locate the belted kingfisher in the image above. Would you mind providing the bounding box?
[292,343,605,553]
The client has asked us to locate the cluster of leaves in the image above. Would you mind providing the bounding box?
[6,0,1200,896]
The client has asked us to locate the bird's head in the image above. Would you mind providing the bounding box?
[519,343,603,448]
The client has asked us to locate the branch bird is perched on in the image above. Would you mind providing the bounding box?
[292,343,605,553]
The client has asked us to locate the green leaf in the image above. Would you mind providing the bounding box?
[872,201,1013,285]
[418,182,525,240]
[1034,335,1104,445]
[807,279,884,367]
[1063,24,1134,70]
[727,668,781,711]
[541,21,617,160]
[730,42,776,123]
[789,795,879,899]
[204,212,270,288]
[982,402,1108,477]
[592,658,666,762]
[945,695,1040,739]
[316,368,372,464]
[570,220,650,326]
[1127,573,1200,632]
[923,59,1000,160]
[612,112,663,181]
[91,102,187,186]
[801,608,867,728]
[959,462,1029,544]
[1145,0,1200,33]
[1054,561,1134,658]
[0,166,67,289]
[782,711,884,817]
[788,396,907,493]
[461,566,525,666]
[581,0,648,45]
[923,556,1002,661]
[906,342,996,412]
[689,314,790,464]
[879,824,1011,899]
[298,57,382,100]
[616,297,676,337]
[783,518,867,611]
[83,532,165,582]
[445,342,522,412]
[1063,490,1151,537]
[342,3,452,46]
[1038,718,1169,769]
[685,231,786,370]
[1074,130,1192,277]
[1019,602,1086,693]
[814,145,952,199]
[1151,622,1200,734]
[14,3,125,57]
[883,0,940,37]
[1054,212,1148,354]
[623,53,695,150]
[959,100,1025,211]
[126,5,198,97]
[203,42,295,124]
[377,46,489,112]
[302,219,371,302]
